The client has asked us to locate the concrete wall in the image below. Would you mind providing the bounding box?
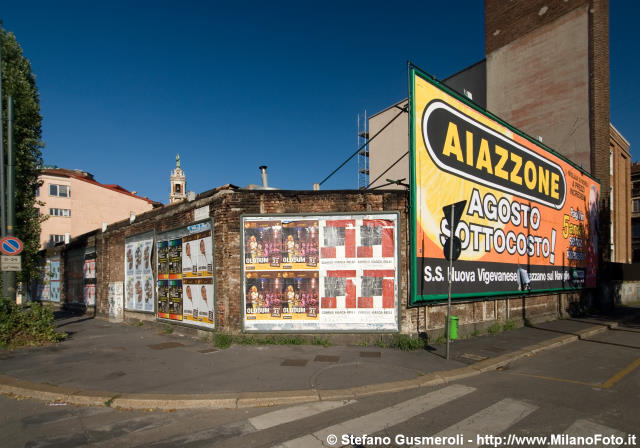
[368,101,409,190]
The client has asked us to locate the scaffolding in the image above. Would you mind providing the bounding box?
[357,111,369,189]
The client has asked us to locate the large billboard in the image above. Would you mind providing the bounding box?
[409,66,600,304]
[157,221,215,329]
[242,213,399,332]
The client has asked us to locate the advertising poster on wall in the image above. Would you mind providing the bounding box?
[108,282,124,322]
[242,214,399,332]
[157,221,215,329]
[83,248,97,306]
[124,232,155,312]
[409,66,600,304]
[49,258,61,302]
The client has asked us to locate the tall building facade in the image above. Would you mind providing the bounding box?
[38,168,161,249]
[632,162,640,262]
[368,0,631,263]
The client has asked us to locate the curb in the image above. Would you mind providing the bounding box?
[0,324,611,410]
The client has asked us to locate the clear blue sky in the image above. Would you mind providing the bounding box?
[2,1,638,204]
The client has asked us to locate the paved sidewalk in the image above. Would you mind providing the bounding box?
[1,306,638,410]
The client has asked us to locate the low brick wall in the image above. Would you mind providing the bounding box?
[38,186,606,340]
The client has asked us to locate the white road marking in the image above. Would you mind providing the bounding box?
[279,384,476,447]
[249,400,355,430]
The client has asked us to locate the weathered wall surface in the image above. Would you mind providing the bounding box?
[486,5,591,171]
[41,186,610,339]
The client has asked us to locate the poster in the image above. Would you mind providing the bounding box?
[157,222,215,329]
[124,232,154,312]
[108,282,124,322]
[409,66,600,303]
[49,258,61,303]
[83,248,97,306]
[242,214,399,332]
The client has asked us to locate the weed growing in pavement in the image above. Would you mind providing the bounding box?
[488,323,502,334]
[212,333,233,349]
[502,319,516,332]
[435,335,447,344]
[135,321,144,327]
[311,337,332,347]
[163,324,174,334]
[393,334,426,351]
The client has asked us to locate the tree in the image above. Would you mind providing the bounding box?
[1,28,45,288]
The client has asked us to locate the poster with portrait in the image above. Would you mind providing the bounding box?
[242,213,399,332]
[83,248,97,306]
[124,232,155,312]
[157,221,215,329]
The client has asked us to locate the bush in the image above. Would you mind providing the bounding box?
[0,299,65,349]
[488,322,502,334]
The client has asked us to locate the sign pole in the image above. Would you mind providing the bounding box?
[4,97,16,301]
[446,204,454,361]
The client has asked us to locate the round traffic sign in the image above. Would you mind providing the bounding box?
[0,236,24,256]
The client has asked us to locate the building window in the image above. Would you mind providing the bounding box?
[49,184,70,197]
[49,208,71,217]
[633,222,640,239]
[610,151,613,176]
[175,184,181,193]
[633,199,640,213]
[49,234,65,246]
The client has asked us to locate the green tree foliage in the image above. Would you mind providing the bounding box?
[1,29,45,286]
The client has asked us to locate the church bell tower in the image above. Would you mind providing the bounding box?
[169,154,187,204]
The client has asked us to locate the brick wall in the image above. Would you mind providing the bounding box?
[43,186,598,338]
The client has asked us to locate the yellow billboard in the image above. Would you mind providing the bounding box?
[410,66,600,303]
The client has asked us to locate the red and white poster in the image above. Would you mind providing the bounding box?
[243,213,399,332]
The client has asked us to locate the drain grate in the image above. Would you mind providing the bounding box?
[360,351,381,358]
[147,342,185,350]
[281,359,309,367]
[314,355,340,363]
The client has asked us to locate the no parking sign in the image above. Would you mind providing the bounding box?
[0,236,24,256]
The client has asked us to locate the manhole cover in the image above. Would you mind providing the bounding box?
[314,355,340,363]
[360,351,381,358]
[281,359,309,367]
[148,342,185,350]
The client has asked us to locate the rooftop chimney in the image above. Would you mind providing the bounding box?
[259,165,269,188]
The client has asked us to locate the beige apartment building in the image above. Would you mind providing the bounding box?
[38,168,161,248]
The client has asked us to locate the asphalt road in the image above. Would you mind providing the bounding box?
[1,326,639,448]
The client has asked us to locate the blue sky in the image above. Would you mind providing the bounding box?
[2,1,638,204]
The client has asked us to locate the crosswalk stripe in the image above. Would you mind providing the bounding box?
[249,400,355,430]
[553,419,626,448]
[278,384,476,447]
[428,398,537,448]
